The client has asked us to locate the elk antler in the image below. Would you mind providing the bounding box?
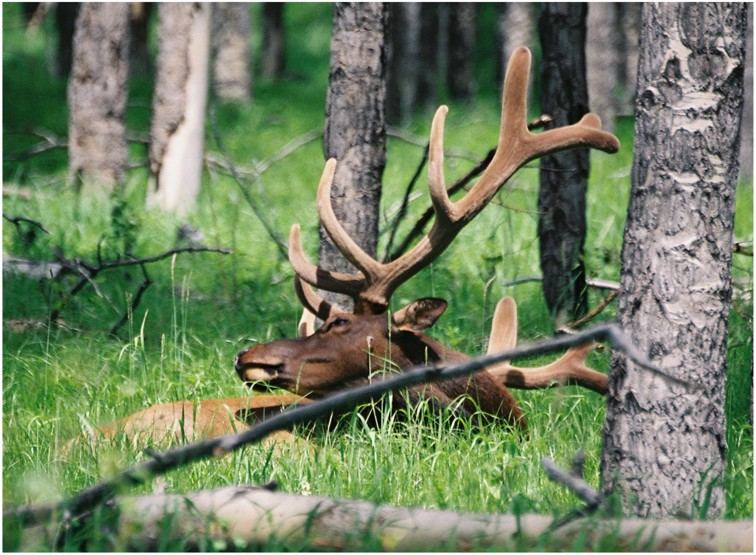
[290,47,620,314]
[484,297,608,394]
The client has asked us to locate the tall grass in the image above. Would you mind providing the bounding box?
[3,3,752,550]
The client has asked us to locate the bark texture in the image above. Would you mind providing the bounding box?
[385,3,421,124]
[586,3,620,132]
[320,2,387,309]
[212,3,252,101]
[447,3,476,101]
[537,3,590,328]
[600,3,746,518]
[67,2,130,190]
[739,3,753,180]
[147,3,211,216]
[261,3,285,79]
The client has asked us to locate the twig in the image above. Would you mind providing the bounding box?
[387,126,477,162]
[208,107,288,258]
[733,241,753,256]
[541,453,605,534]
[5,323,663,526]
[382,144,429,260]
[3,212,50,234]
[109,264,153,336]
[560,290,619,331]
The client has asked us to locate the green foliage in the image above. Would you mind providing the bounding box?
[2,3,752,550]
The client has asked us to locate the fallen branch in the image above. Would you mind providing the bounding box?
[733,240,753,256]
[17,486,752,551]
[3,212,50,235]
[5,323,662,526]
[560,289,619,331]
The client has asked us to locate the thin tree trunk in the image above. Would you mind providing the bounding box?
[537,3,590,328]
[617,2,641,116]
[261,3,285,79]
[739,3,753,181]
[67,2,130,191]
[320,2,387,310]
[416,3,439,108]
[129,2,152,77]
[386,2,421,124]
[147,3,211,216]
[54,3,80,77]
[586,3,619,132]
[600,2,746,519]
[212,3,252,101]
[496,3,535,86]
[447,3,476,101]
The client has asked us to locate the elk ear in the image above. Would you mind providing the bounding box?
[392,298,448,332]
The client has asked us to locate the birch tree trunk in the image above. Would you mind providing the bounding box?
[211,3,251,101]
[600,2,747,518]
[67,2,130,191]
[320,2,387,310]
[739,3,752,181]
[496,3,535,86]
[147,3,211,216]
[537,3,590,328]
[586,3,620,132]
[617,2,641,116]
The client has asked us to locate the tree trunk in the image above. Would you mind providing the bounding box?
[600,3,746,519]
[617,2,641,116]
[54,3,80,77]
[447,3,476,101]
[147,3,210,216]
[739,3,753,181]
[537,3,590,328]
[320,2,387,309]
[261,3,285,79]
[385,3,421,124]
[212,3,252,101]
[67,2,130,191]
[129,2,152,77]
[586,3,620,132]
[496,3,535,86]
[416,3,440,108]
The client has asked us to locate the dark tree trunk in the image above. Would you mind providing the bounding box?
[447,3,476,101]
[67,2,130,190]
[537,3,590,328]
[320,2,387,309]
[386,3,421,124]
[147,3,210,215]
[212,3,252,101]
[261,3,285,79]
[600,3,746,519]
[129,2,152,77]
[55,3,80,77]
[416,3,440,108]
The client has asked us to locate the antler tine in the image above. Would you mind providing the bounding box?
[317,158,383,282]
[288,224,364,296]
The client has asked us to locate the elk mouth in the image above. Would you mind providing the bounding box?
[235,361,283,386]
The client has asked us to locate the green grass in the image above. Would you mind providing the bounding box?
[3,3,753,551]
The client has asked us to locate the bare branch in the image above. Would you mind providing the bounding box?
[733,240,753,256]
[3,212,50,234]
[560,289,619,331]
[542,456,602,509]
[5,323,663,526]
[109,264,153,336]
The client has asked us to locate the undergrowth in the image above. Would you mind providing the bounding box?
[2,3,753,551]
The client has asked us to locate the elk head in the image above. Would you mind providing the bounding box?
[235,47,619,428]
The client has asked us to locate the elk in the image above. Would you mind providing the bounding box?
[235,47,619,431]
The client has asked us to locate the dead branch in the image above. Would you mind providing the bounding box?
[387,126,478,161]
[208,107,288,258]
[3,212,50,234]
[560,289,619,331]
[542,456,602,509]
[733,240,753,256]
[4,323,661,527]
[18,486,752,551]
[108,264,152,336]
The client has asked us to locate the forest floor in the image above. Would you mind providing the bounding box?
[2,3,753,551]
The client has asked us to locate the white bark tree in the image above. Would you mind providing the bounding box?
[67,2,130,190]
[147,3,211,216]
[600,2,747,518]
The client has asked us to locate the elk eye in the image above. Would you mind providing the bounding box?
[332,317,349,327]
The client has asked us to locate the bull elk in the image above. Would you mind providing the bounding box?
[235,47,619,431]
